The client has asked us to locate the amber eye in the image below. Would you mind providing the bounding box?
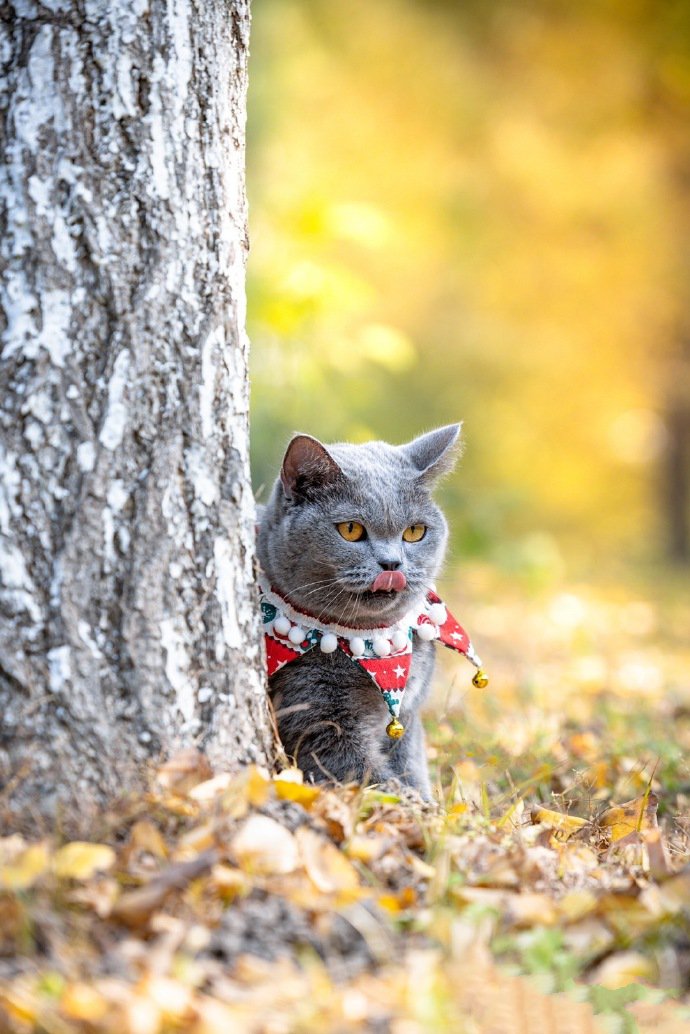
[337,521,366,542]
[402,524,426,543]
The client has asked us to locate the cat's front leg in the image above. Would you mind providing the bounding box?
[386,712,432,799]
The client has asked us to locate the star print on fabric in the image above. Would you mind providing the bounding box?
[261,581,482,724]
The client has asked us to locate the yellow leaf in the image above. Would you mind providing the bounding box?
[296,826,361,896]
[558,890,598,923]
[175,823,216,859]
[60,983,109,1022]
[345,835,387,863]
[507,892,558,927]
[231,815,299,875]
[378,887,417,914]
[188,773,233,803]
[0,987,38,1024]
[531,807,588,836]
[220,765,272,817]
[128,820,168,860]
[209,863,251,903]
[156,748,213,796]
[0,842,50,890]
[274,775,321,806]
[592,950,657,989]
[599,793,657,842]
[141,976,192,1021]
[53,842,116,880]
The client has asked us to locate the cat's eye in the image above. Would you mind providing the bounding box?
[402,524,427,543]
[336,521,366,542]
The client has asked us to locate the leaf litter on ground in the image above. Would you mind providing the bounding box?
[2,578,690,1032]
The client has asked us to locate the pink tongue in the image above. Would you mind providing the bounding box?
[370,570,407,593]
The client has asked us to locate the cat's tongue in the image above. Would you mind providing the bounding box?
[370,570,407,593]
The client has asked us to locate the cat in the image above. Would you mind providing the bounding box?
[255,425,462,799]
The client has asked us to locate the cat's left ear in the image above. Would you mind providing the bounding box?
[403,424,463,483]
[280,434,344,501]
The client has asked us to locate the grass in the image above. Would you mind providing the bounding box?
[1,568,690,1033]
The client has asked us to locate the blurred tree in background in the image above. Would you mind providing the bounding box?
[247,0,690,578]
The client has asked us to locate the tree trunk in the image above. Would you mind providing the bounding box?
[0,0,273,828]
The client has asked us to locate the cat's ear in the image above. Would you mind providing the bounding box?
[404,424,463,482]
[280,434,344,501]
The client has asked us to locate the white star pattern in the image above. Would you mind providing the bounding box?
[393,665,406,680]
[450,630,465,642]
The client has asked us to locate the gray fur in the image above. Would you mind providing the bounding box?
[256,426,461,798]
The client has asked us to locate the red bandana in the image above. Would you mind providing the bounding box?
[260,580,486,736]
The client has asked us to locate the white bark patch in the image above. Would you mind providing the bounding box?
[186,445,218,507]
[200,325,224,439]
[78,620,103,658]
[214,535,242,650]
[99,350,131,450]
[77,441,96,472]
[47,644,71,694]
[0,447,20,534]
[160,617,194,721]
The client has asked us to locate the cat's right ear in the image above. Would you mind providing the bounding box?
[280,434,344,502]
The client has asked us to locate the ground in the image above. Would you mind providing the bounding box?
[1,568,690,1033]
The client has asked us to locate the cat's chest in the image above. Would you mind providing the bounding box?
[268,638,435,717]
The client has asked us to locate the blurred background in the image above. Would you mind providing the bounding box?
[247,0,690,588]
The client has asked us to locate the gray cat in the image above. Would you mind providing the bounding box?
[256,425,462,799]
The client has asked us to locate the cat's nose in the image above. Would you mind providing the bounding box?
[378,559,402,571]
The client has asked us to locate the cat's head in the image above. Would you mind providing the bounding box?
[257,425,461,626]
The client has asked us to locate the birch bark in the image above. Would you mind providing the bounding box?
[0,0,272,826]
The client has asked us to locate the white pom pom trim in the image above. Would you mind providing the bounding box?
[273,615,291,637]
[349,636,365,657]
[428,603,447,626]
[288,625,305,645]
[372,636,392,657]
[391,630,409,652]
[416,622,437,641]
[320,632,338,653]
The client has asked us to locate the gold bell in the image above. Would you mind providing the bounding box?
[386,717,405,739]
[472,669,489,689]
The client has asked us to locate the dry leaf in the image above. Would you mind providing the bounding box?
[591,950,658,988]
[310,789,354,842]
[0,841,50,890]
[54,842,116,880]
[156,749,213,796]
[112,850,217,927]
[188,773,233,803]
[530,807,588,836]
[274,769,321,806]
[231,815,300,875]
[598,792,658,843]
[296,826,361,895]
[60,983,109,1022]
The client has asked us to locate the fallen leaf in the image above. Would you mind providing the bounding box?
[310,789,354,842]
[506,892,558,927]
[345,834,388,864]
[156,749,213,796]
[274,770,321,806]
[111,850,217,927]
[296,827,361,895]
[54,842,116,881]
[60,983,109,1022]
[188,773,233,803]
[0,841,50,890]
[530,807,588,837]
[591,950,657,988]
[231,815,300,875]
[598,792,658,843]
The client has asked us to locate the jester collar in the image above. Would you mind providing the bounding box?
[259,575,487,739]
